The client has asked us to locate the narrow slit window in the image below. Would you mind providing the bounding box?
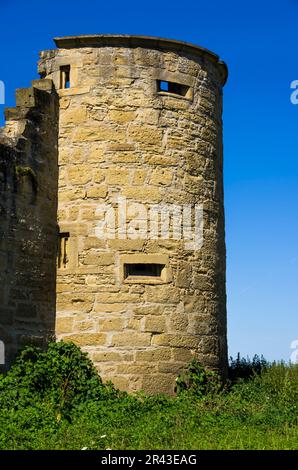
[60,65,70,89]
[124,263,165,279]
[58,232,70,268]
[157,80,190,97]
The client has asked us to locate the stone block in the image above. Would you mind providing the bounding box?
[122,186,162,202]
[172,348,194,363]
[92,351,132,362]
[93,303,128,313]
[111,332,151,348]
[60,107,87,125]
[67,166,92,185]
[107,110,135,123]
[135,348,172,362]
[56,317,74,334]
[132,169,148,185]
[74,320,95,331]
[143,316,166,333]
[96,292,140,303]
[145,286,180,304]
[98,317,125,331]
[117,363,157,374]
[151,333,199,349]
[150,168,173,186]
[73,125,126,142]
[64,333,107,346]
[141,374,176,395]
[86,185,108,198]
[93,169,105,183]
[128,124,163,146]
[106,168,130,185]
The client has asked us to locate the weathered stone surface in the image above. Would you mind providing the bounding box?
[150,168,173,186]
[64,333,107,346]
[135,348,172,362]
[73,125,126,143]
[133,169,148,185]
[0,81,58,370]
[0,35,228,395]
[151,333,200,349]
[143,316,166,333]
[141,374,177,395]
[98,318,125,331]
[121,186,162,202]
[74,320,95,331]
[92,351,133,362]
[128,125,163,146]
[111,332,152,348]
[56,317,74,334]
[60,107,87,124]
[86,185,108,198]
[106,168,130,185]
[82,253,114,266]
[107,110,135,123]
[67,165,92,185]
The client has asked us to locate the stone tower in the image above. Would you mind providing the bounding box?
[0,35,228,394]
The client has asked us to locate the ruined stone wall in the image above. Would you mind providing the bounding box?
[38,36,227,394]
[0,80,58,367]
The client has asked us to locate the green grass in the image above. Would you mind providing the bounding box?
[0,342,297,450]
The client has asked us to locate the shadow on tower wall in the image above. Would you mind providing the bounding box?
[0,80,59,369]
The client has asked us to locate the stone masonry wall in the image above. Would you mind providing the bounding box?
[0,80,59,368]
[38,37,228,394]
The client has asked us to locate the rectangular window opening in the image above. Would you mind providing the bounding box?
[57,232,70,269]
[60,65,70,89]
[124,263,165,279]
[157,80,190,97]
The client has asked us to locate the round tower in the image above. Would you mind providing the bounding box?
[39,35,228,394]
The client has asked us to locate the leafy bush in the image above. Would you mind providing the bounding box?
[175,359,221,397]
[0,341,119,419]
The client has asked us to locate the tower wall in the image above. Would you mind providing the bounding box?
[0,80,59,367]
[38,36,228,394]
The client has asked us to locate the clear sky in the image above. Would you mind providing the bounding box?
[0,0,297,362]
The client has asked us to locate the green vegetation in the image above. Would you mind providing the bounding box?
[0,342,297,450]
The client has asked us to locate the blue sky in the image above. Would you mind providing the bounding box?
[0,0,297,361]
